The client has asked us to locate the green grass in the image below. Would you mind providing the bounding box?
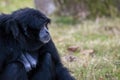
[50,18,120,80]
[0,1,120,80]
[0,0,34,13]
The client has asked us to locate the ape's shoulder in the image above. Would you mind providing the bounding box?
[0,14,11,26]
[0,14,12,34]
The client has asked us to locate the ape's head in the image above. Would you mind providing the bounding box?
[1,8,51,51]
[12,8,51,44]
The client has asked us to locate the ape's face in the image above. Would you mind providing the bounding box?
[25,20,50,43]
[39,25,50,43]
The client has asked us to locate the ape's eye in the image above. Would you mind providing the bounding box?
[44,19,50,27]
[44,23,49,29]
[43,22,47,27]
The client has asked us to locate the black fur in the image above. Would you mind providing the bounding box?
[0,8,75,80]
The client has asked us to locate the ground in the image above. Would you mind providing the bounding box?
[50,17,120,80]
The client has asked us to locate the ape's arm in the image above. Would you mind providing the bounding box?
[40,39,75,80]
[18,52,38,72]
[0,54,6,73]
[39,40,61,65]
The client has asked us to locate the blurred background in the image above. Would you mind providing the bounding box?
[0,0,120,80]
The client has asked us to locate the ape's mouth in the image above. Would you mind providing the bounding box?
[40,35,50,43]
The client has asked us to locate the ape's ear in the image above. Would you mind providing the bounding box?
[6,19,19,38]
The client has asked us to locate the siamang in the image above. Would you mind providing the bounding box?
[0,8,75,80]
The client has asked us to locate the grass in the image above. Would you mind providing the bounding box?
[0,1,120,80]
[0,0,34,13]
[50,17,120,80]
